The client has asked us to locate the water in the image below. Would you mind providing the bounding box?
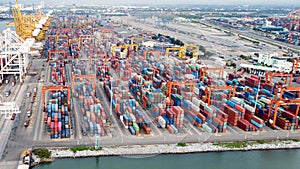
[0,20,15,32]
[34,149,300,169]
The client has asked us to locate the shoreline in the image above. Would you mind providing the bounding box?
[47,140,300,159]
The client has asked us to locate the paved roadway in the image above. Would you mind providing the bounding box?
[0,60,46,169]
[0,79,23,160]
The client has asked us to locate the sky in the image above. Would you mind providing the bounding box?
[6,0,300,6]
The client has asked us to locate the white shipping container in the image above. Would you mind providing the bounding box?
[119,115,129,129]
[194,87,199,95]
[200,86,205,91]
[192,97,201,107]
[231,97,244,105]
[158,116,166,128]
[260,97,271,105]
[90,105,94,113]
[191,103,200,112]
[244,104,255,113]
[199,99,206,106]
[55,104,58,112]
[96,124,101,134]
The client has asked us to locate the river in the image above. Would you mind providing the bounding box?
[34,149,300,169]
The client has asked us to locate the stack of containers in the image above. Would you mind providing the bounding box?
[277,110,298,130]
[129,75,166,110]
[200,100,228,133]
[184,98,205,127]
[96,64,110,81]
[103,80,151,135]
[44,90,70,139]
[51,61,66,86]
[76,82,107,137]
[155,106,183,134]
[221,97,264,131]
[245,76,259,88]
[181,94,227,133]
[151,104,166,118]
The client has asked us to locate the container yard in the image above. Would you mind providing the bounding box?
[5,12,300,138]
[2,2,300,168]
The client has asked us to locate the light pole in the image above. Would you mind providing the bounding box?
[110,77,113,127]
[254,76,261,111]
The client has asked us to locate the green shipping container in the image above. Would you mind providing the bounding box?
[256,101,265,108]
[132,122,140,132]
[261,89,269,94]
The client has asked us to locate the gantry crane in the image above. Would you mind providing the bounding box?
[131,37,144,45]
[12,0,51,41]
[200,67,225,82]
[166,81,194,97]
[42,86,71,109]
[143,50,161,61]
[48,50,68,60]
[68,38,80,46]
[265,72,293,86]
[268,86,300,128]
[72,73,97,95]
[11,0,31,39]
[165,47,186,59]
[205,86,236,105]
[111,44,138,56]
[184,44,198,58]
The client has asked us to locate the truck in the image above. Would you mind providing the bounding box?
[5,90,10,97]
[27,110,31,117]
[81,124,87,136]
[24,118,30,127]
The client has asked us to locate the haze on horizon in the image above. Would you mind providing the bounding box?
[12,0,300,6]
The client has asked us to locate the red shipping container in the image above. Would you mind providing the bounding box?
[47,117,51,126]
[252,115,264,124]
[234,104,245,113]
[142,123,151,134]
[54,113,58,122]
[197,113,206,121]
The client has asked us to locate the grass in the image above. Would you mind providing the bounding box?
[256,140,266,144]
[214,139,300,148]
[89,147,103,151]
[70,146,103,153]
[177,142,187,147]
[34,148,51,159]
[214,142,254,148]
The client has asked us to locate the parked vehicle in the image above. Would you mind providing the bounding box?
[11,113,16,120]
[24,118,30,127]
[5,90,11,97]
[27,110,31,117]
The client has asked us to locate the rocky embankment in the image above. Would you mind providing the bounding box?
[49,141,300,158]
